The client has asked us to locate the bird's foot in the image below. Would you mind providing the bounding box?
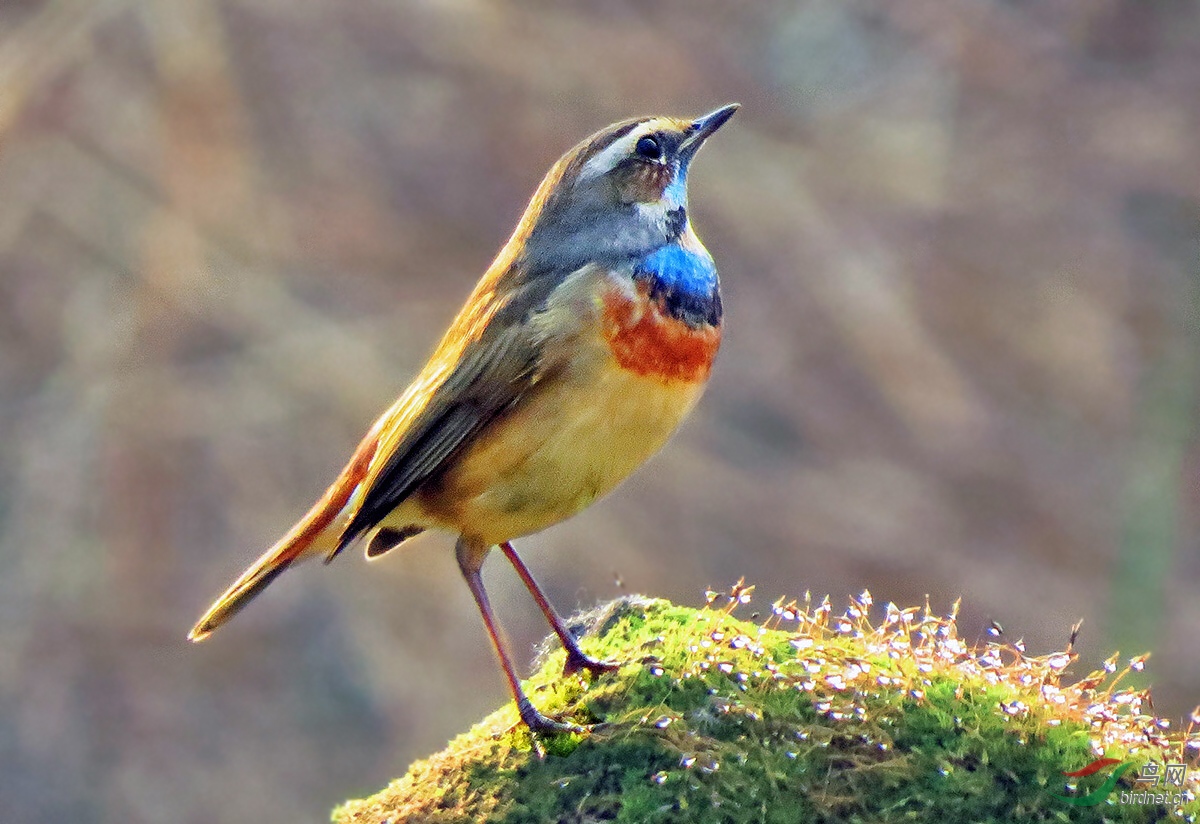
[562,648,621,678]
[517,698,587,736]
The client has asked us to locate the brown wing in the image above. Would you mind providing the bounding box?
[331,269,571,558]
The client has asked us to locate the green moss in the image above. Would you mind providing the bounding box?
[333,590,1199,823]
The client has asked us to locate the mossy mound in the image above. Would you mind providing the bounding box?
[333,586,1199,823]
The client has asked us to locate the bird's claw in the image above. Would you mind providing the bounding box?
[518,699,587,736]
[562,649,621,678]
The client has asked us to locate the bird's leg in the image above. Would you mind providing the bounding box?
[499,541,620,678]
[455,538,583,735]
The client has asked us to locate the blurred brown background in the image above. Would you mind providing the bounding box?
[2,1,1198,821]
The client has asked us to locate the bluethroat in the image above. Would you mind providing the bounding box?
[190,104,739,733]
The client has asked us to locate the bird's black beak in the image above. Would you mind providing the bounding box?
[680,103,740,157]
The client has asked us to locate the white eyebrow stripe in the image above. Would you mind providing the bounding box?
[579,126,651,182]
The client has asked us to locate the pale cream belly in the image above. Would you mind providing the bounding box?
[412,358,706,546]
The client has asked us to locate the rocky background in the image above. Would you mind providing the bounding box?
[1,1,1197,821]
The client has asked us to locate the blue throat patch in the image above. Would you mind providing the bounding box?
[634,240,722,327]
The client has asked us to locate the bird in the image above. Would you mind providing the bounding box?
[188,103,739,734]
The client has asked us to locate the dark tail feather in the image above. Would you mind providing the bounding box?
[364,525,425,559]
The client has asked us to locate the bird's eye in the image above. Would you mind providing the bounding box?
[635,135,662,160]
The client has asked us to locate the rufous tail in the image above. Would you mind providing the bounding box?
[188,429,381,642]
[187,527,314,642]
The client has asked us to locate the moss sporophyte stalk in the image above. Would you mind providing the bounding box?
[334,586,1200,823]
